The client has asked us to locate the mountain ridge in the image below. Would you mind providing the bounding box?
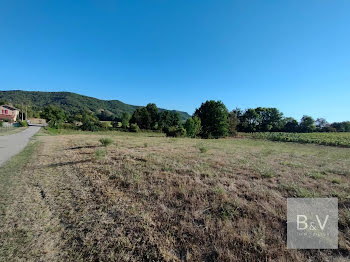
[0,90,191,120]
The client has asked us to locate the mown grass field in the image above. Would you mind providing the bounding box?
[0,129,349,261]
[245,132,350,147]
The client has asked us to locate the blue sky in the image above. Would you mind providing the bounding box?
[1,0,349,122]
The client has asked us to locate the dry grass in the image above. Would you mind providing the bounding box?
[1,131,350,261]
[0,126,28,136]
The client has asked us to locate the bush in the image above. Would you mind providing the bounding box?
[101,122,111,129]
[112,121,120,129]
[81,122,101,132]
[18,120,28,127]
[165,126,187,137]
[78,110,102,131]
[45,127,61,135]
[121,112,131,129]
[323,126,337,132]
[61,123,76,129]
[251,132,350,148]
[198,145,208,153]
[129,123,140,133]
[0,121,2,127]
[99,138,113,147]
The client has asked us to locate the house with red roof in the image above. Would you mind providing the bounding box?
[0,105,19,122]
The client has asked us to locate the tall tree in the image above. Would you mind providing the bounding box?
[169,111,181,127]
[158,111,172,131]
[121,112,131,129]
[78,110,101,131]
[283,117,299,132]
[41,105,65,128]
[299,115,316,133]
[316,118,328,132]
[130,107,151,129]
[159,111,181,131]
[241,108,260,133]
[194,100,229,138]
[145,103,159,129]
[255,107,283,131]
[228,110,239,136]
[184,116,201,138]
[130,103,160,130]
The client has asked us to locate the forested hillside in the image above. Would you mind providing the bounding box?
[0,90,190,121]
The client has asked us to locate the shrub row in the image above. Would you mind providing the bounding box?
[251,132,350,147]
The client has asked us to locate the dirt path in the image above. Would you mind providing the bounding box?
[0,126,41,166]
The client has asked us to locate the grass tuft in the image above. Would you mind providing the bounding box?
[99,138,113,147]
[280,184,316,198]
[94,148,107,159]
[306,171,325,180]
[328,177,341,184]
[197,144,208,153]
[260,170,275,178]
[217,202,240,220]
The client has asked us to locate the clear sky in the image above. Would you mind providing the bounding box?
[1,0,349,122]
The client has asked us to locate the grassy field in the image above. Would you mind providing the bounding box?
[246,132,350,147]
[0,126,28,136]
[0,130,349,261]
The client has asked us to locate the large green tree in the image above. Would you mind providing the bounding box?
[130,103,160,130]
[130,107,151,129]
[145,103,159,129]
[299,115,316,133]
[255,107,284,131]
[159,111,181,131]
[158,111,172,131]
[74,110,101,131]
[228,110,239,136]
[41,105,65,128]
[169,111,181,127]
[315,118,329,132]
[194,100,229,138]
[121,112,131,129]
[241,109,260,133]
[283,117,299,132]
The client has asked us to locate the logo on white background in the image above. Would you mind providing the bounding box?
[287,198,338,249]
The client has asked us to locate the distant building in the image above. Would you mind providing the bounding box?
[0,105,20,122]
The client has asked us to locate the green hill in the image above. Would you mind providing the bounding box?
[0,90,190,120]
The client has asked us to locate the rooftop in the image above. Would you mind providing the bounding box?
[0,105,19,111]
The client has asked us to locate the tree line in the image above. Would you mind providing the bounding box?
[40,100,350,138]
[233,108,350,133]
